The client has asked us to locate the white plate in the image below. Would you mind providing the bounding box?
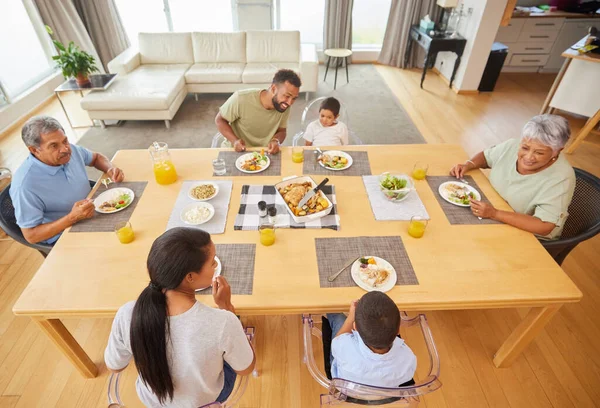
[438,181,481,207]
[195,256,222,292]
[188,182,219,201]
[94,188,135,214]
[318,150,353,171]
[235,152,271,174]
[351,256,397,293]
[180,202,215,225]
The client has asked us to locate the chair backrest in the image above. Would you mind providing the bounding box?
[560,168,600,240]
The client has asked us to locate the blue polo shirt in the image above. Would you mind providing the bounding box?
[9,144,93,244]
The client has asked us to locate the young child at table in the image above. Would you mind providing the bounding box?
[326,292,417,387]
[105,228,255,407]
[303,97,349,146]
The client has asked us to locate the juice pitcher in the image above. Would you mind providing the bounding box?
[149,142,178,185]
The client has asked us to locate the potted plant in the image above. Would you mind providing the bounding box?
[46,26,98,87]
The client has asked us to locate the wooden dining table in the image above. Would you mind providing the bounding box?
[12,145,582,378]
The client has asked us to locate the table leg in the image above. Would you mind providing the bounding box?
[404,39,414,68]
[450,54,462,90]
[324,56,331,82]
[565,109,600,154]
[334,58,339,90]
[34,318,98,378]
[540,58,571,115]
[493,304,561,368]
[345,56,350,84]
[56,92,75,129]
[420,52,431,89]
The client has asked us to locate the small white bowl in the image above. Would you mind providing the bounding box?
[180,202,215,225]
[188,182,219,201]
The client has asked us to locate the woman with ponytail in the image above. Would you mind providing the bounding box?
[104,227,255,407]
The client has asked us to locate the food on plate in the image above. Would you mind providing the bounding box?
[190,184,216,200]
[278,182,329,217]
[99,193,131,212]
[358,257,390,287]
[444,183,476,205]
[182,205,212,224]
[241,150,268,171]
[319,154,348,169]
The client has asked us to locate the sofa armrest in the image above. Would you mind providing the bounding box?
[107,47,141,76]
[300,43,318,93]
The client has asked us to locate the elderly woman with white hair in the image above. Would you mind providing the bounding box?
[450,114,575,240]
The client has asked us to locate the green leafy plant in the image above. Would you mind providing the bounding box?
[46,25,98,81]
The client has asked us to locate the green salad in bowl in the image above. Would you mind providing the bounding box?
[379,173,413,202]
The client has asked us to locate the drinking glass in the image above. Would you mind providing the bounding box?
[408,216,428,238]
[213,158,226,175]
[259,223,276,246]
[412,162,429,180]
[115,221,135,244]
[291,147,304,163]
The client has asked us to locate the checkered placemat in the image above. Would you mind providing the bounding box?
[427,175,501,225]
[362,176,430,221]
[195,244,255,295]
[165,180,233,234]
[315,236,418,288]
[234,185,340,230]
[302,150,372,176]
[213,151,282,177]
[70,182,148,233]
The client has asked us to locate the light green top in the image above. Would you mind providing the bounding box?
[484,138,575,240]
[219,89,290,147]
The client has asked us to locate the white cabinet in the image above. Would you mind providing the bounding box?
[542,19,600,72]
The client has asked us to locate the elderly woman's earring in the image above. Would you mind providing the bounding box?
[552,157,557,161]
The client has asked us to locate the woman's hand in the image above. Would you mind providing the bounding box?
[212,276,235,313]
[450,162,472,179]
[470,200,497,219]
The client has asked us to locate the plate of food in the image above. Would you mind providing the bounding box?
[195,256,222,293]
[318,150,353,171]
[94,188,135,214]
[351,256,397,293]
[180,202,215,225]
[235,150,270,173]
[379,173,414,202]
[438,181,481,207]
[188,182,219,201]
[275,176,333,223]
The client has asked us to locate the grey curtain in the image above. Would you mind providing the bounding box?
[323,0,354,51]
[34,0,105,73]
[74,0,130,72]
[378,0,441,69]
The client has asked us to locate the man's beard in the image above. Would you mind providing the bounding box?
[272,96,288,113]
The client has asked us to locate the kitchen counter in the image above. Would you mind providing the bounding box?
[512,10,600,19]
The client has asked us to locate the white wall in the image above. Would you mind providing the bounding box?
[434,0,507,91]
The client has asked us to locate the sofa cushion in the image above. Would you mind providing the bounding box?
[242,63,300,84]
[192,32,246,63]
[139,33,193,64]
[185,63,245,84]
[81,64,189,111]
[246,31,300,63]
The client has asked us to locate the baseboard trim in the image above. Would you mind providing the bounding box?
[0,94,56,141]
[432,67,479,95]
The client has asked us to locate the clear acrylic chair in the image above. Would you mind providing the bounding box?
[292,96,363,146]
[107,327,257,408]
[302,313,442,407]
[211,132,230,148]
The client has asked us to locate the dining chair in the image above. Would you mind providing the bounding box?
[302,313,442,407]
[107,327,257,408]
[211,132,229,148]
[292,96,363,146]
[541,168,600,265]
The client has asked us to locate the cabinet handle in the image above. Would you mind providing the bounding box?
[525,47,544,50]
[530,35,549,38]
[522,59,540,62]
[535,23,556,26]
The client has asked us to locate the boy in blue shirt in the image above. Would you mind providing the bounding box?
[326,292,417,387]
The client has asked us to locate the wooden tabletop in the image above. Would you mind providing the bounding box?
[12,145,582,318]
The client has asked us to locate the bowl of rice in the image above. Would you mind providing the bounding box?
[180,202,215,225]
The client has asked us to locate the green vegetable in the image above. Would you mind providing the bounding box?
[359,257,369,265]
[380,174,407,190]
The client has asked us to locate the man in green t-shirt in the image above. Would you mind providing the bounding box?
[215,69,302,154]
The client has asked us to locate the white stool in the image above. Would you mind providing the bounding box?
[324,48,352,90]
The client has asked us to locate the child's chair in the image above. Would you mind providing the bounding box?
[107,327,257,408]
[301,314,441,407]
[292,97,363,146]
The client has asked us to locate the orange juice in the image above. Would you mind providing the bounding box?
[116,225,135,244]
[408,219,426,238]
[153,160,178,185]
[259,227,276,246]
[412,168,427,180]
[292,151,304,163]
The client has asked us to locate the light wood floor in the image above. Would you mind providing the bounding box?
[0,66,599,408]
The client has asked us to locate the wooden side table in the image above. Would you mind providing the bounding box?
[324,48,353,90]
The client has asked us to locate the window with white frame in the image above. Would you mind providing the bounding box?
[277,0,325,47]
[352,0,391,49]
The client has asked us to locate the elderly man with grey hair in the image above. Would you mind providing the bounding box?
[450,114,575,240]
[9,116,124,245]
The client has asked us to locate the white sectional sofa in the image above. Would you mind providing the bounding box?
[80,31,318,128]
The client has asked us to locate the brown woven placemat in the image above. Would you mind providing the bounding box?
[213,151,282,177]
[70,182,148,233]
[315,236,418,288]
[195,244,256,295]
[302,150,372,176]
[427,175,500,225]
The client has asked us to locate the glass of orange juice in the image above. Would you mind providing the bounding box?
[412,162,428,180]
[408,216,428,238]
[292,147,304,163]
[259,223,276,246]
[115,221,135,244]
[149,142,178,185]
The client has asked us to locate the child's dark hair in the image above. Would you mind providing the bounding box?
[355,292,401,350]
[319,97,341,117]
[272,69,302,88]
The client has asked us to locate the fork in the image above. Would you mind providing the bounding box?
[328,257,359,282]
[101,178,112,189]
[459,177,469,185]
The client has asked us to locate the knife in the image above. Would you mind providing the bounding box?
[297,178,329,208]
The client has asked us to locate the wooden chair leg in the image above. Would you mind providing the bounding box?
[565,109,600,154]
